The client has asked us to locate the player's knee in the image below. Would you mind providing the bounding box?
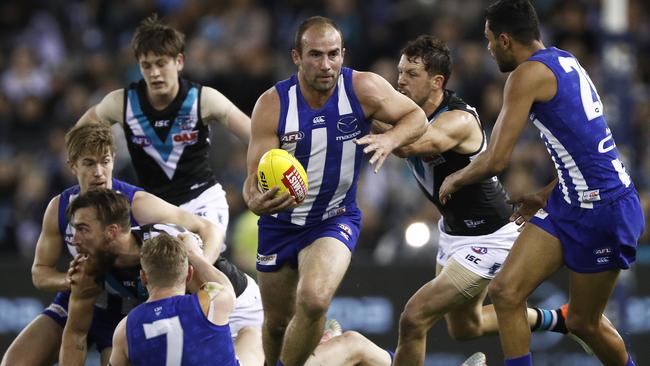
[487,278,521,308]
[565,313,599,338]
[264,316,290,338]
[340,330,363,343]
[399,306,427,336]
[296,293,330,319]
[447,322,482,341]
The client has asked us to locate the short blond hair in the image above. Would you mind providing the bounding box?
[141,233,188,288]
[65,122,115,163]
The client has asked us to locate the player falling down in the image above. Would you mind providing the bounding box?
[306,319,487,366]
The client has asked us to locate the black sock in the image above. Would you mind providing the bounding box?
[531,307,568,334]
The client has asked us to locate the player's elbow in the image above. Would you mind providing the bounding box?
[31,265,46,289]
[491,159,508,174]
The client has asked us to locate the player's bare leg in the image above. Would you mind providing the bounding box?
[488,224,564,359]
[257,265,298,366]
[395,259,487,365]
[279,237,351,366]
[306,331,392,366]
[234,326,265,366]
[1,314,62,366]
[567,270,630,365]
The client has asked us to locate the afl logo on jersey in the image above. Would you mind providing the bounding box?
[131,135,152,147]
[471,246,488,254]
[281,131,305,144]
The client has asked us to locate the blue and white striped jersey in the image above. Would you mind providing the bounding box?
[528,47,633,209]
[264,67,371,226]
[126,294,239,366]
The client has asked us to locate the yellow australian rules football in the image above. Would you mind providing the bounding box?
[257,148,309,204]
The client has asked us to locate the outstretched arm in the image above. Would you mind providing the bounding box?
[353,71,427,172]
[372,109,479,158]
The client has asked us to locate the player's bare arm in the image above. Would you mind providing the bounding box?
[109,317,131,366]
[373,109,479,158]
[179,233,235,324]
[32,196,70,291]
[509,176,558,227]
[60,255,103,366]
[439,61,556,204]
[353,71,427,172]
[243,88,297,215]
[77,89,125,126]
[130,191,224,263]
[200,86,251,143]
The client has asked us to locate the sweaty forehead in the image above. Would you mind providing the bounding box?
[301,25,342,51]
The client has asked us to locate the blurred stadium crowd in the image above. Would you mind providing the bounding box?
[0,0,648,271]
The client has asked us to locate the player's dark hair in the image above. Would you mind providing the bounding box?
[294,16,344,54]
[486,0,541,44]
[141,233,188,288]
[67,189,131,231]
[131,13,185,59]
[65,122,115,163]
[401,35,452,87]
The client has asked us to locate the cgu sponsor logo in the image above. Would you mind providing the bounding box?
[172,131,199,144]
[281,131,305,144]
[131,135,152,147]
[281,166,307,203]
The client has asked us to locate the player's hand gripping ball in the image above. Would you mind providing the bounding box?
[257,149,308,204]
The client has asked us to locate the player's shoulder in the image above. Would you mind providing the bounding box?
[513,60,554,82]
[253,86,281,114]
[43,194,62,221]
[350,70,393,103]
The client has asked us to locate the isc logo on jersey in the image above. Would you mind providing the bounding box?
[257,148,308,204]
